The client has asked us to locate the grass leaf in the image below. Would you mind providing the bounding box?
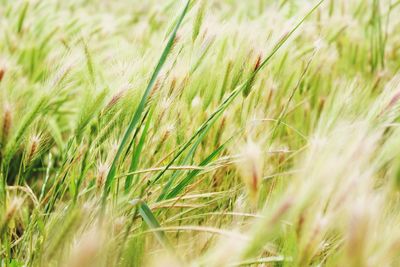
[101,0,192,207]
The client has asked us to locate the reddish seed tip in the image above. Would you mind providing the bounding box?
[104,90,125,112]
[254,54,262,72]
[2,103,12,142]
[171,34,181,51]
[0,68,5,82]
[388,91,400,109]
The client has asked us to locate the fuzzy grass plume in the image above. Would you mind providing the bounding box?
[0,0,400,266]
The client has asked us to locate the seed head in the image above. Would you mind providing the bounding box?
[1,197,24,236]
[96,163,109,190]
[345,199,370,266]
[65,227,103,267]
[191,95,202,109]
[237,140,263,202]
[5,197,24,222]
[103,90,125,114]
[313,38,325,51]
[0,67,5,82]
[25,134,41,165]
[2,102,12,145]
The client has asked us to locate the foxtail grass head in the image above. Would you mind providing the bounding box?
[1,102,12,146]
[237,140,263,204]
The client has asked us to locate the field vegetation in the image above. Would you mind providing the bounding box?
[0,0,400,266]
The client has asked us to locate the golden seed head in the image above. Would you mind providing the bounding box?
[2,102,12,141]
[96,163,109,190]
[104,90,125,112]
[238,140,263,201]
[6,197,24,221]
[25,134,41,165]
[165,123,175,134]
[160,97,172,110]
[191,95,202,109]
[66,227,103,267]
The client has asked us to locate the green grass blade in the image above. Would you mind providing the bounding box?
[157,122,213,201]
[101,0,191,206]
[17,1,29,34]
[124,108,153,193]
[137,201,173,252]
[165,141,227,200]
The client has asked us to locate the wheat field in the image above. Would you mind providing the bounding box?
[0,0,400,266]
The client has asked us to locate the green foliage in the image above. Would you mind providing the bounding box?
[0,0,400,266]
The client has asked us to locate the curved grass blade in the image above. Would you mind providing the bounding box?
[124,108,153,193]
[136,201,173,252]
[157,122,213,201]
[17,1,29,34]
[101,0,191,207]
[164,140,227,200]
